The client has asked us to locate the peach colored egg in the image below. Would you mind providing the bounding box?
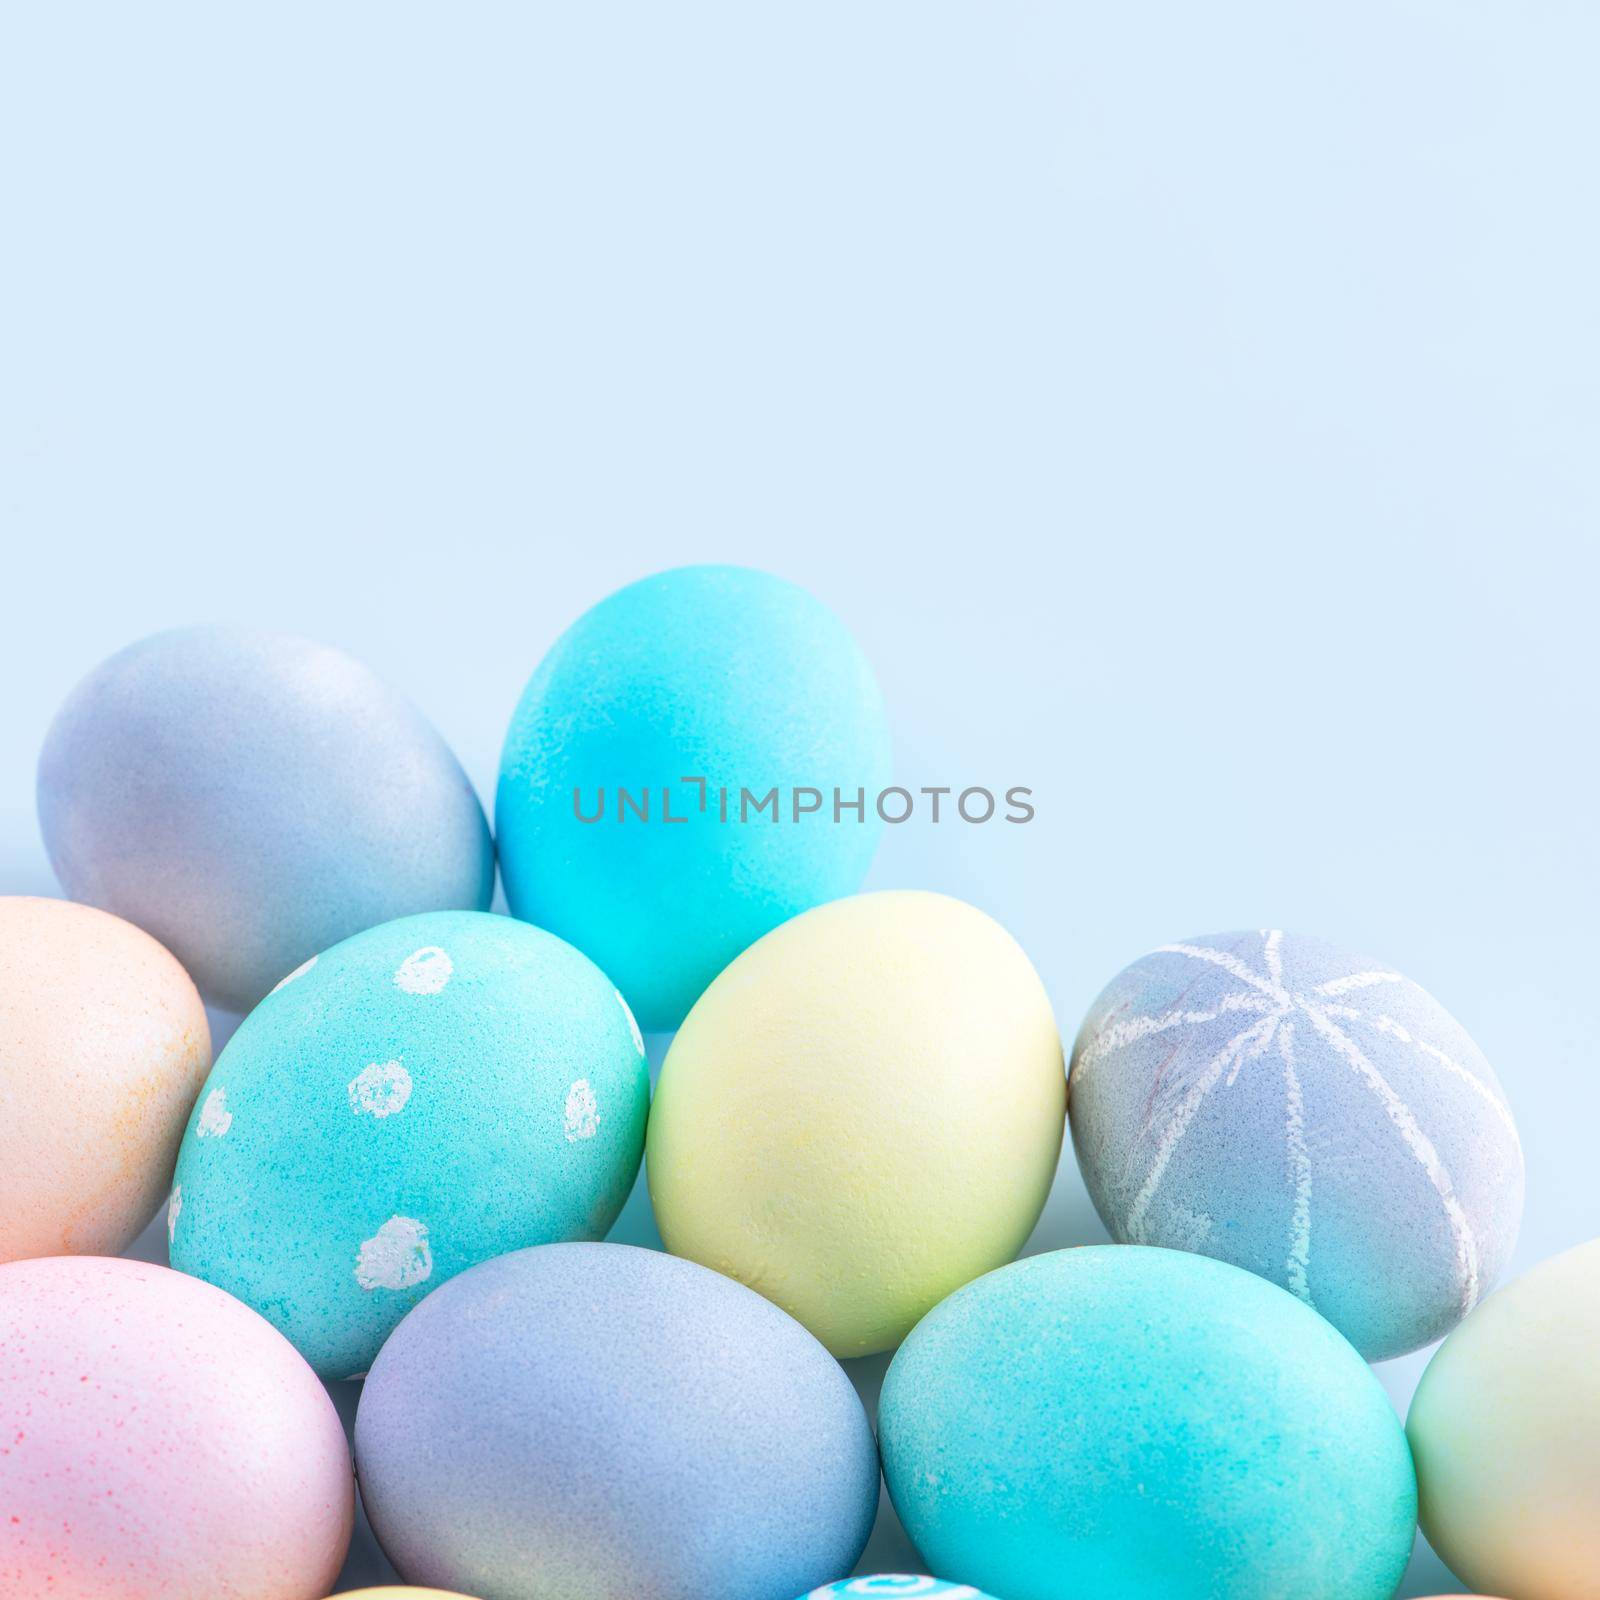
[0,896,210,1261]
[1408,1237,1600,1600]
[0,1255,353,1599]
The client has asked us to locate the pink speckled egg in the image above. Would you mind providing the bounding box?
[0,896,211,1261]
[0,1256,353,1599]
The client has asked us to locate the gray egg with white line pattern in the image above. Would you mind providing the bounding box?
[1067,929,1524,1360]
[169,910,651,1380]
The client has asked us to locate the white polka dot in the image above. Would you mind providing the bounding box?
[167,1186,182,1244]
[348,1060,413,1118]
[355,1216,433,1291]
[270,955,317,994]
[394,947,453,995]
[564,1078,600,1141]
[615,989,645,1056]
[197,1087,232,1138]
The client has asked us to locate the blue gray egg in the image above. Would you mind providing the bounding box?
[37,626,494,1012]
[169,911,649,1380]
[1068,929,1524,1359]
[496,565,891,1031]
[355,1242,880,1600]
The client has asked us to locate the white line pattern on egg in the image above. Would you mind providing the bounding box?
[1076,928,1516,1320]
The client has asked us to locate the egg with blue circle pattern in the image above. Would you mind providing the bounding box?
[878,1246,1417,1600]
[355,1242,880,1600]
[496,565,892,1031]
[37,625,494,1014]
[801,1580,999,1598]
[1068,928,1524,1360]
[168,910,649,1380]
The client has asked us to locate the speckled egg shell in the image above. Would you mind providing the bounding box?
[879,1246,1417,1600]
[496,565,891,1031]
[0,1255,352,1599]
[169,910,649,1380]
[355,1242,879,1600]
[801,1580,1001,1598]
[1068,929,1524,1359]
[1408,1236,1600,1600]
[0,895,210,1262]
[38,625,494,1013]
[647,890,1065,1357]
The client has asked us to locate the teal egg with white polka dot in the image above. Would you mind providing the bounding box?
[169,911,650,1379]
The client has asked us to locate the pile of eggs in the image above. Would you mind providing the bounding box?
[0,563,1592,1600]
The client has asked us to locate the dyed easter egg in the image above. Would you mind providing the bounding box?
[0,895,210,1262]
[38,625,494,1012]
[648,890,1064,1357]
[169,910,649,1379]
[331,1592,479,1598]
[1408,1236,1600,1599]
[878,1246,1417,1600]
[1068,929,1524,1359]
[0,1255,352,1599]
[803,1581,999,1598]
[496,565,891,1030]
[356,1242,879,1600]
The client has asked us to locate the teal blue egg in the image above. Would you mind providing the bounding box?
[169,911,650,1380]
[497,565,891,1031]
[878,1246,1416,1600]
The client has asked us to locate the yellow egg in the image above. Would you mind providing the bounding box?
[647,890,1066,1356]
[1408,1236,1600,1600]
[0,896,210,1261]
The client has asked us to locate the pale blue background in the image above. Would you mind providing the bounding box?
[2,5,1596,1594]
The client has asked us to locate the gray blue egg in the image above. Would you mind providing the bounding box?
[168,911,649,1380]
[496,565,891,1031]
[1068,929,1524,1359]
[878,1246,1417,1600]
[38,626,494,1013]
[355,1242,880,1600]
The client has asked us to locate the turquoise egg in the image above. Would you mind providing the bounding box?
[496,565,892,1031]
[879,1246,1416,1600]
[169,911,649,1379]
